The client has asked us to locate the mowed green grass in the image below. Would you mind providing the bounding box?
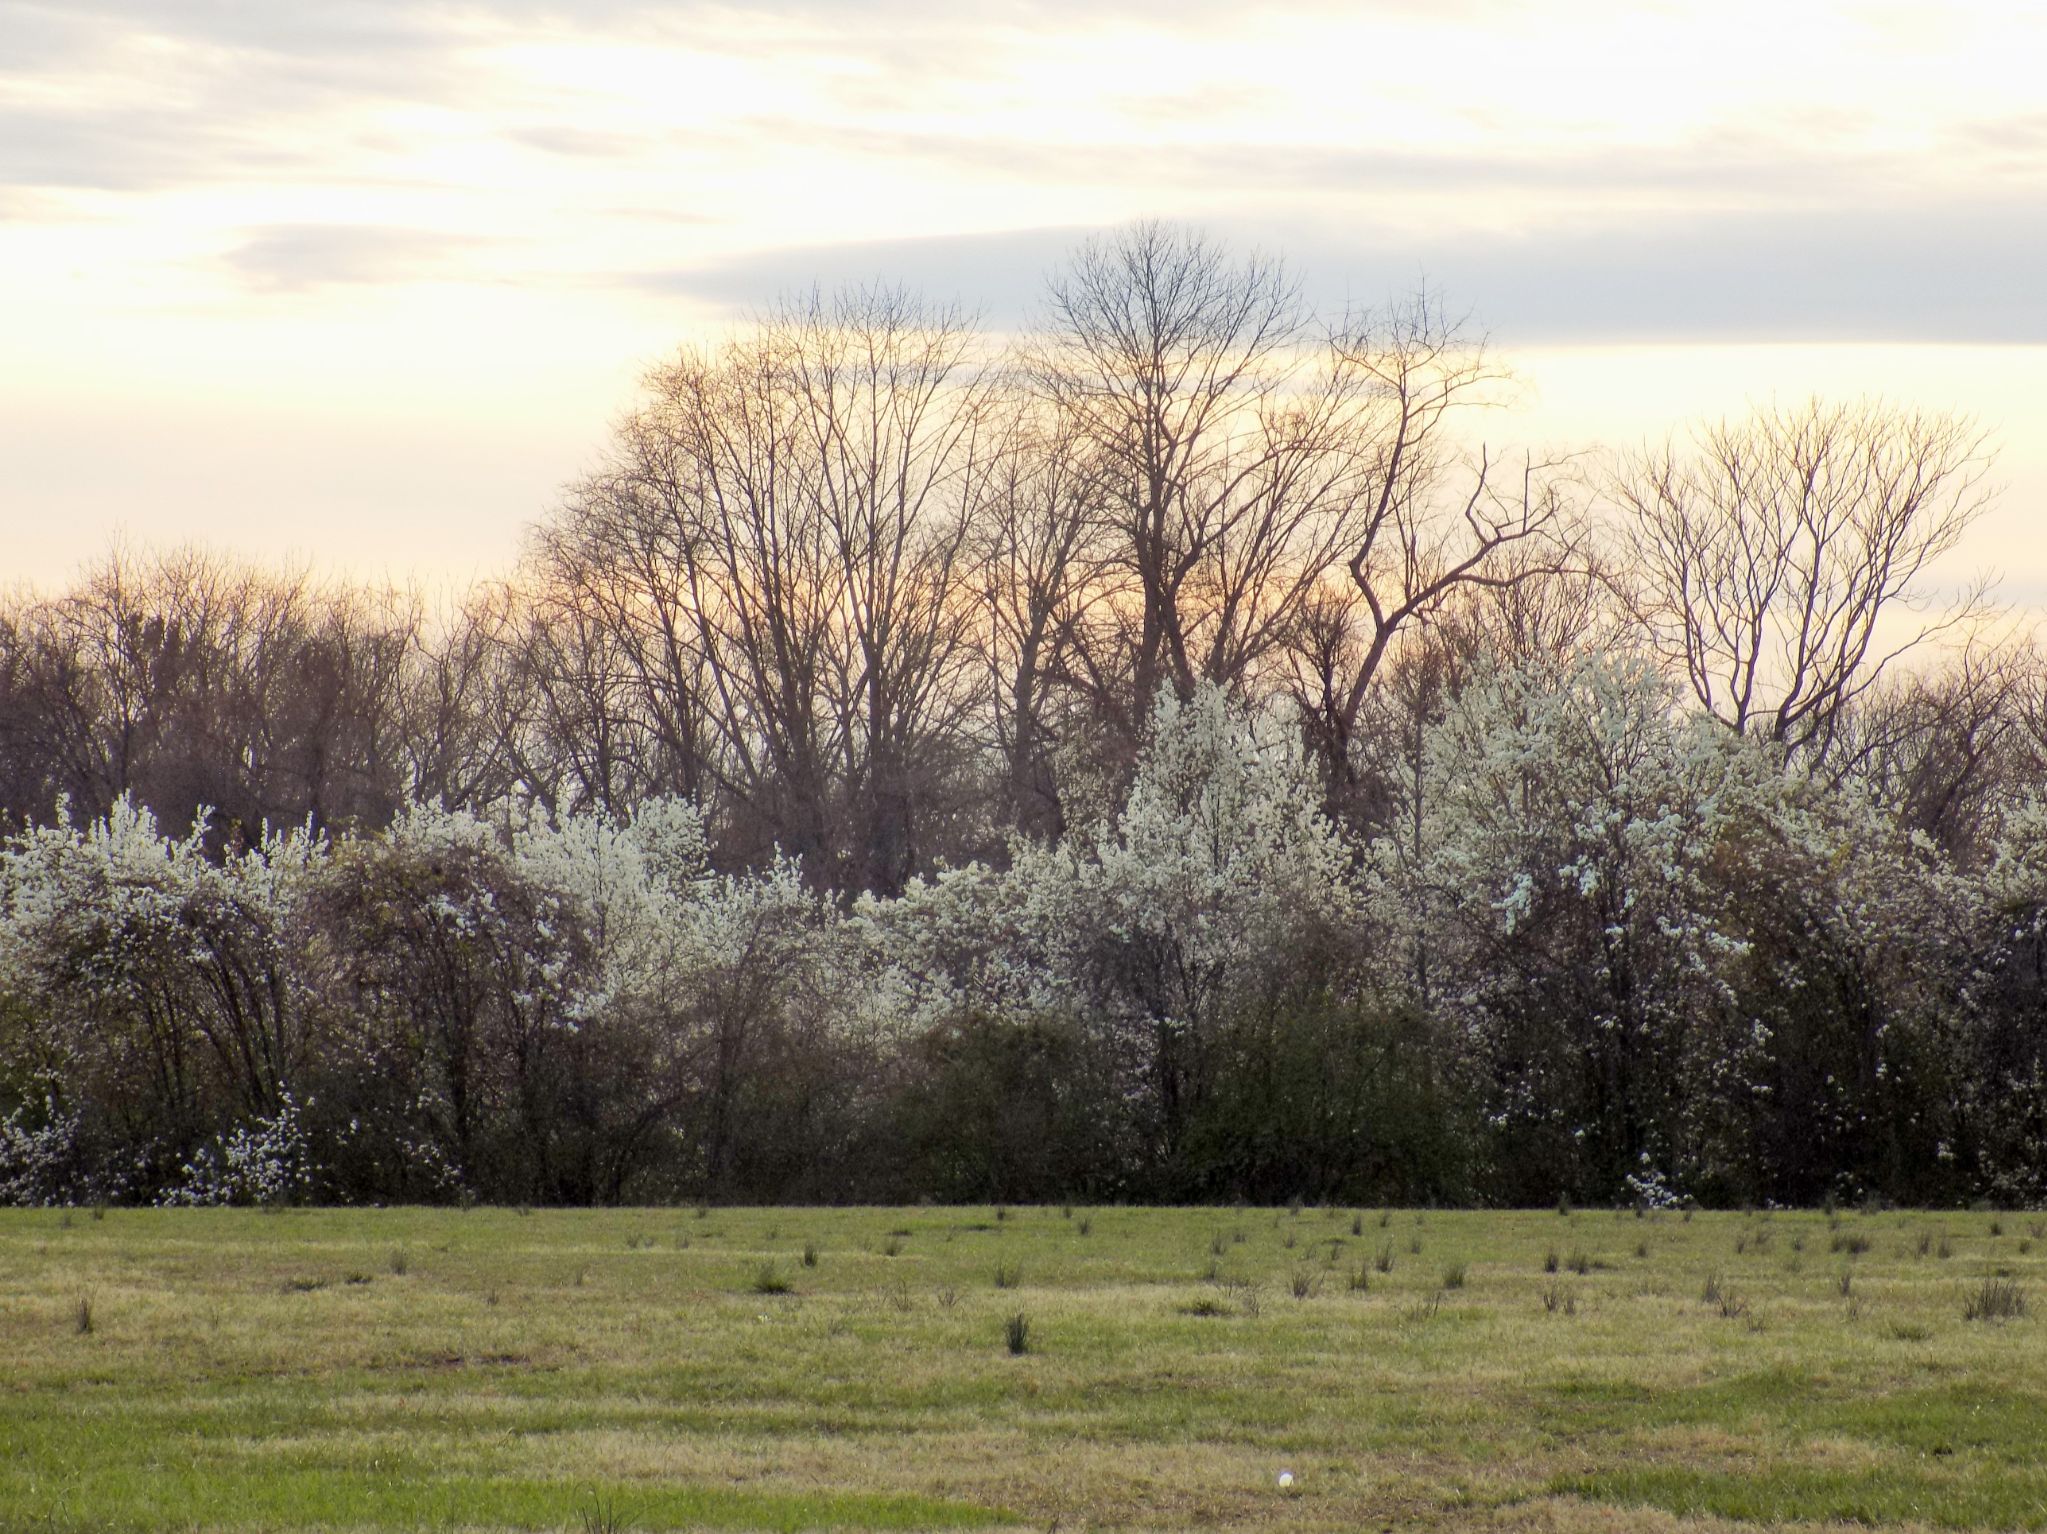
[2,1205,2043,1533]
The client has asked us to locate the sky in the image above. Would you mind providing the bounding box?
[3,0,2044,603]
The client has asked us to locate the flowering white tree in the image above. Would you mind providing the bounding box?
[1064,682,1361,1022]
[1391,652,1776,1199]
[0,796,323,1199]
[513,795,709,1016]
[885,685,1367,1168]
[303,800,595,1200]
[158,1090,315,1206]
[503,795,893,1198]
[1957,797,2047,1202]
[0,1094,86,1206]
[1393,646,1984,1203]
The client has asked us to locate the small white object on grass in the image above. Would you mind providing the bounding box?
[1276,1470,1295,1491]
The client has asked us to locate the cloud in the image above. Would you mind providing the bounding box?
[503,125,651,160]
[644,199,2047,345]
[1387,201,2047,345]
[6,0,2043,350]
[2,1,464,73]
[0,2,493,195]
[722,117,1919,208]
[625,226,1091,322]
[222,224,494,291]
[0,102,325,192]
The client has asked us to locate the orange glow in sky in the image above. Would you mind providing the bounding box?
[3,1,2042,600]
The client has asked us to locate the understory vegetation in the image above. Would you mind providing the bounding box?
[2,666,2046,1209]
[1,1205,2039,1532]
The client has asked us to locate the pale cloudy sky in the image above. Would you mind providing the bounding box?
[3,0,2044,598]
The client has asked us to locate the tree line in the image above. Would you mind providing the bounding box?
[3,223,2043,1209]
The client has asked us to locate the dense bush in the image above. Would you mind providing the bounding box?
[3,671,2043,1208]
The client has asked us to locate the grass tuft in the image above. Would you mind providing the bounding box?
[1964,1275,2026,1322]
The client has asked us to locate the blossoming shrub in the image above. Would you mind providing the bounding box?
[0,675,2042,1207]
[0,797,322,1200]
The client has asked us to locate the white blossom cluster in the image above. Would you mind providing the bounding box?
[2,668,2043,1206]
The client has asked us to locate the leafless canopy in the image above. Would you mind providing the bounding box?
[1615,399,1996,760]
[530,286,994,893]
[1288,291,1582,783]
[1025,225,1580,794]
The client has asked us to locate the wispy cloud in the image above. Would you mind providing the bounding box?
[649,198,2047,344]
[0,102,324,192]
[223,224,496,292]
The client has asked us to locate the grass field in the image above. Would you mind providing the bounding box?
[1,1204,2042,1533]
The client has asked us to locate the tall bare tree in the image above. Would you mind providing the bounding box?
[1028,223,1378,747]
[965,409,1118,842]
[1614,398,1996,761]
[393,587,528,814]
[532,287,994,892]
[1834,637,2039,863]
[1286,294,1580,790]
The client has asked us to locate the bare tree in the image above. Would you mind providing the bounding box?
[1834,637,2039,862]
[531,287,994,893]
[965,407,1119,842]
[1029,223,1378,747]
[1614,398,1996,761]
[394,587,529,814]
[0,591,101,826]
[1285,293,1581,788]
[0,546,417,835]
